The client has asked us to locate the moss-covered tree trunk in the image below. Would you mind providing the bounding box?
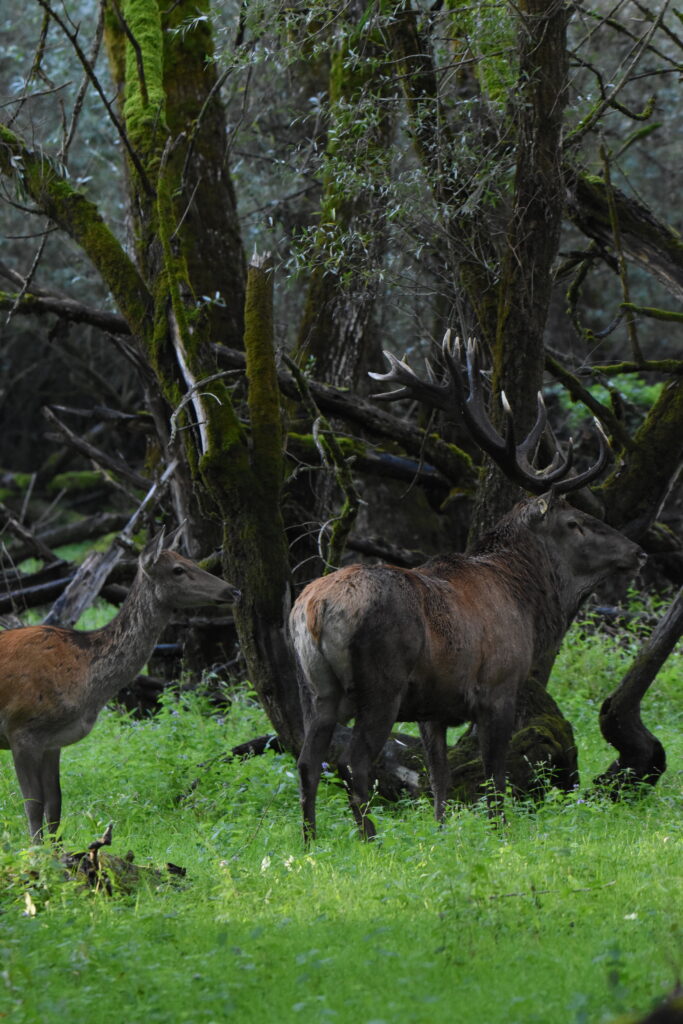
[386,3,499,345]
[295,6,393,390]
[200,257,303,749]
[469,0,570,539]
[0,3,303,750]
[104,2,302,747]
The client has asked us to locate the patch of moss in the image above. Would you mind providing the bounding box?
[122,0,167,162]
[48,471,103,494]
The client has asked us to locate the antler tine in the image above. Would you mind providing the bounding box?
[369,349,454,412]
[454,338,508,454]
[516,392,547,464]
[553,418,611,494]
[370,333,612,496]
[369,351,420,403]
[512,392,574,483]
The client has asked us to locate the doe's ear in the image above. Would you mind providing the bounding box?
[166,520,187,552]
[140,527,166,568]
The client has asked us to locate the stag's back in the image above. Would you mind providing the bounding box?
[290,557,537,724]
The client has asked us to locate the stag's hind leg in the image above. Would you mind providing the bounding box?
[339,694,402,841]
[298,694,340,844]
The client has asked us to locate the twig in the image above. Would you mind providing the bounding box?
[600,144,643,364]
[59,5,104,162]
[168,371,230,449]
[0,501,61,564]
[42,460,177,627]
[284,355,361,573]
[5,230,50,327]
[35,0,155,196]
[42,406,151,490]
[488,880,617,901]
[567,1,670,144]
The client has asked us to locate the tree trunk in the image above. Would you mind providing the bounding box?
[200,257,303,751]
[469,0,570,539]
[594,588,683,794]
[295,7,393,390]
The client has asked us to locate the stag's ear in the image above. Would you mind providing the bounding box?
[522,495,550,526]
[141,527,166,568]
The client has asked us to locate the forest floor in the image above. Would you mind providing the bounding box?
[0,607,681,1024]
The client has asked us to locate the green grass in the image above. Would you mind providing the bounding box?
[0,623,681,1024]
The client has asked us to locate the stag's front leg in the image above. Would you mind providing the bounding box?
[419,720,450,823]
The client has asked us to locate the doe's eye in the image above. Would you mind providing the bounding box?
[172,565,186,576]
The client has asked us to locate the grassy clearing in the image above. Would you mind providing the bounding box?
[0,621,681,1024]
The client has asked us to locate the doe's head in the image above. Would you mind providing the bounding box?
[140,531,241,609]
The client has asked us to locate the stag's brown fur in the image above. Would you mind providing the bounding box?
[291,493,642,840]
[0,541,239,841]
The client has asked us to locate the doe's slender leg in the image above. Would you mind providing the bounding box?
[40,748,62,838]
[11,740,46,842]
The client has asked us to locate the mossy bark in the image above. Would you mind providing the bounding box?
[200,257,303,750]
[0,126,152,336]
[600,378,683,537]
[469,0,570,541]
[385,4,499,345]
[567,171,683,304]
[294,12,392,389]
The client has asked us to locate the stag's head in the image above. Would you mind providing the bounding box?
[511,491,643,582]
[370,332,644,596]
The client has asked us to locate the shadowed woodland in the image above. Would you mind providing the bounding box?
[1,0,683,814]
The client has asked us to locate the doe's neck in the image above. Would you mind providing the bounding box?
[87,569,173,705]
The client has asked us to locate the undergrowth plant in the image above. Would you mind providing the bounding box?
[0,618,681,1024]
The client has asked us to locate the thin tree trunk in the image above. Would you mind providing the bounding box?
[594,589,683,793]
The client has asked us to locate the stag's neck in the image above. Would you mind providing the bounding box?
[85,569,171,709]
[478,532,569,651]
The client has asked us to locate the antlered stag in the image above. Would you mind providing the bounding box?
[290,336,643,840]
[0,531,240,840]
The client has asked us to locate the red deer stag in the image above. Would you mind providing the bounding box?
[0,531,240,841]
[290,335,643,840]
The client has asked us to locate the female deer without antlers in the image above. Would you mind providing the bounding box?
[291,335,643,841]
[0,531,240,841]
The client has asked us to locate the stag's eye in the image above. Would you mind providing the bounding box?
[567,519,582,532]
[172,565,186,576]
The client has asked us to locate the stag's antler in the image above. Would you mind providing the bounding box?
[369,331,610,495]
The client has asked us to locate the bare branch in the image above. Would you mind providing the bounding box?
[42,406,151,491]
[34,0,155,196]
